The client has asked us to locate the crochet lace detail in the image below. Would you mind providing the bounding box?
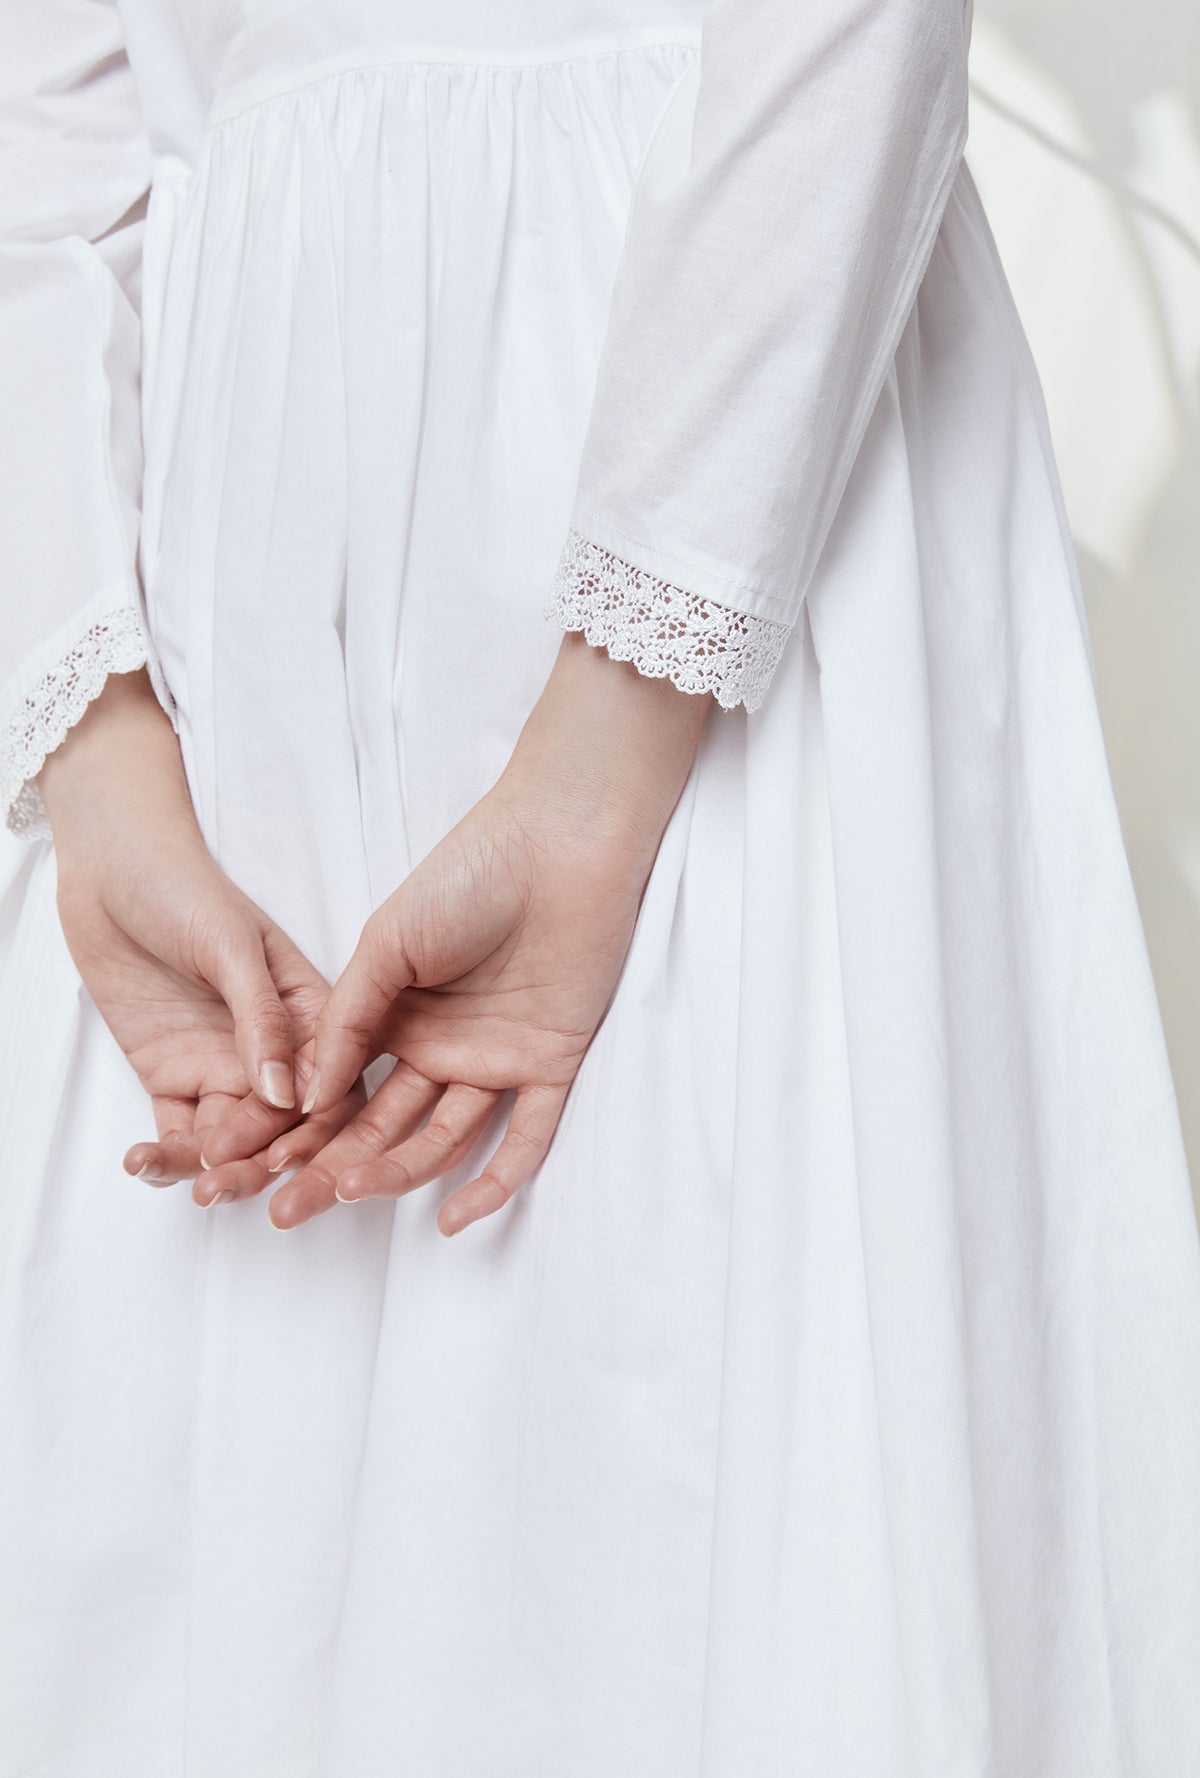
[2,606,152,840]
[547,531,787,712]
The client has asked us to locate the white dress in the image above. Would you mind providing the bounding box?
[1,2,1199,1773]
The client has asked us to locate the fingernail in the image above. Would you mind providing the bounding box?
[205,1189,235,1209]
[333,1183,360,1204]
[267,1153,293,1174]
[137,1163,171,1186]
[260,1060,295,1110]
[301,1069,321,1116]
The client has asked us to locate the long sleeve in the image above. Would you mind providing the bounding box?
[0,0,171,839]
[548,0,972,709]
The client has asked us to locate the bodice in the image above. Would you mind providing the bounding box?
[119,0,703,164]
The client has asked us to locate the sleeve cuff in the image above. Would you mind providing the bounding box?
[546,529,789,713]
[1,603,173,840]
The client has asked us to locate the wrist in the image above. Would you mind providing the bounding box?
[39,669,201,872]
[497,632,709,859]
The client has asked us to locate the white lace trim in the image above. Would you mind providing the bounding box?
[547,530,787,712]
[2,606,152,840]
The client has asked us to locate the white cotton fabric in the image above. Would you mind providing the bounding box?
[1,3,1199,1775]
[562,0,972,627]
[0,1,169,834]
[548,528,790,708]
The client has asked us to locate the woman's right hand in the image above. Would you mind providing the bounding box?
[257,632,711,1234]
[39,669,360,1201]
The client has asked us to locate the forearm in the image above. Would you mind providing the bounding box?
[497,632,711,866]
[38,667,200,875]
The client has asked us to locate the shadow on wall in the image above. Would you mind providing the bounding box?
[968,0,1200,1210]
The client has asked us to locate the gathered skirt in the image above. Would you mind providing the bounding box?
[1,22,1198,1777]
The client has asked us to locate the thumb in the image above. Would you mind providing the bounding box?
[209,919,297,1111]
[308,909,415,1114]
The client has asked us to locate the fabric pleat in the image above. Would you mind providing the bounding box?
[0,19,1198,1778]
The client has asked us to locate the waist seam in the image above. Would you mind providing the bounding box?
[208,32,700,131]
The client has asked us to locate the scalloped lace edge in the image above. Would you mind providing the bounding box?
[2,607,153,840]
[546,530,787,712]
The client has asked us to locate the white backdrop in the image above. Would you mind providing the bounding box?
[968,0,1200,1208]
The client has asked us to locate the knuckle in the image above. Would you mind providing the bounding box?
[296,1164,336,1195]
[354,1100,397,1146]
[424,1118,465,1154]
[247,988,286,1026]
[380,1158,412,1194]
[315,1007,371,1061]
[338,1013,381,1052]
[389,1058,435,1095]
[504,1128,544,1167]
[363,915,416,990]
[478,1169,516,1204]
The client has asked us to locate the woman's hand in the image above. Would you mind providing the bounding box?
[263,634,711,1235]
[39,669,356,1202]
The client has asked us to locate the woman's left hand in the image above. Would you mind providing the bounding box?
[39,668,366,1207]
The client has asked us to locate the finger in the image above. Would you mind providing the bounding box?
[336,1083,501,1204]
[192,1086,253,1156]
[208,920,297,1112]
[193,1157,271,1208]
[196,1049,321,1171]
[125,1130,201,1185]
[124,1096,199,1184]
[123,1095,194,1180]
[437,1083,568,1236]
[307,910,416,1116]
[264,1085,366,1176]
[197,1092,298,1172]
[260,924,332,1038]
[151,1094,196,1145]
[192,1070,300,1203]
[269,1059,440,1231]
